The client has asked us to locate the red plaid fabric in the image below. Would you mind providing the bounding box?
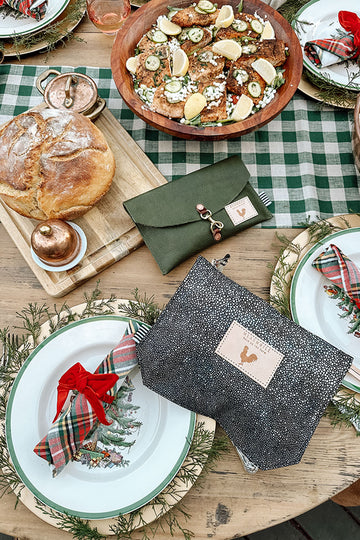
[33,325,140,476]
[0,0,47,21]
[312,244,360,310]
[304,36,357,66]
[304,10,360,67]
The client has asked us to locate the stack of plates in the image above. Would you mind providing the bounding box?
[5,314,209,534]
[0,0,85,58]
[292,0,359,108]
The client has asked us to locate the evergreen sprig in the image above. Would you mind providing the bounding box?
[118,288,163,326]
[35,501,106,539]
[326,391,360,434]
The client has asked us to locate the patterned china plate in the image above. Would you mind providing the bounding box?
[0,0,70,38]
[5,316,196,519]
[290,228,360,392]
[292,0,360,91]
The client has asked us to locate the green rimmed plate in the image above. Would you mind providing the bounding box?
[5,315,196,519]
[0,0,70,38]
[290,228,360,392]
[292,0,360,91]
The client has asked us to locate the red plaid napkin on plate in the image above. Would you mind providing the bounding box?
[312,244,360,309]
[34,323,142,476]
[304,11,360,68]
[0,0,47,21]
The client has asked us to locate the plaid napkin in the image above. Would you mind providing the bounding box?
[0,0,47,21]
[304,11,360,68]
[34,322,144,476]
[312,244,360,310]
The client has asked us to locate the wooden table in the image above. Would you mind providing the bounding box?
[1,12,360,540]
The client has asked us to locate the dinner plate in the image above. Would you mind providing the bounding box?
[290,228,360,392]
[0,0,70,38]
[2,0,86,58]
[292,0,360,91]
[5,316,196,519]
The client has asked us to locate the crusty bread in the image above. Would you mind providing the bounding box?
[0,108,116,220]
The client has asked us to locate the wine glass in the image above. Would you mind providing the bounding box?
[86,0,131,35]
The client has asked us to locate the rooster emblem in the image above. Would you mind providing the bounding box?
[237,208,247,219]
[240,345,258,364]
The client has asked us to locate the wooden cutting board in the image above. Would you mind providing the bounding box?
[0,106,166,297]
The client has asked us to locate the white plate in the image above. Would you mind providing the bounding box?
[290,228,360,392]
[292,0,360,90]
[5,316,196,519]
[0,0,70,38]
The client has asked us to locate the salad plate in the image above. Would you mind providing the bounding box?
[292,0,360,91]
[6,316,196,519]
[290,228,360,392]
[0,0,70,38]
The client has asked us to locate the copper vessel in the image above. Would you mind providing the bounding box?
[31,219,81,267]
[36,70,106,120]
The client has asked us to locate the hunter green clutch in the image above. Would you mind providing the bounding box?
[123,156,272,274]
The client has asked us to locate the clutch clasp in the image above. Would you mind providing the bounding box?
[196,204,224,242]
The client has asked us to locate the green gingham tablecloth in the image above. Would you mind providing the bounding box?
[0,64,359,228]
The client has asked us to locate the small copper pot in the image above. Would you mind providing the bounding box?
[31,219,81,267]
[36,69,106,120]
[353,94,360,174]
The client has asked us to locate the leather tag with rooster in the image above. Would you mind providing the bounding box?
[215,321,284,389]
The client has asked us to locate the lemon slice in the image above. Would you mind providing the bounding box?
[215,5,234,28]
[184,93,207,120]
[261,20,275,40]
[231,94,254,121]
[251,58,276,84]
[158,16,182,36]
[125,56,138,74]
[212,39,242,60]
[172,48,189,77]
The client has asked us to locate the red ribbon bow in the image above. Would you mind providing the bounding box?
[339,10,360,54]
[53,363,119,426]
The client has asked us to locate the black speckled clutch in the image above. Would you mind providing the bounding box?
[136,256,353,470]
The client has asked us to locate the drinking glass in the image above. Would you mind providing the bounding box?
[86,0,131,35]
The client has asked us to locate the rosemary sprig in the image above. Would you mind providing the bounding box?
[302,70,358,108]
[278,0,310,28]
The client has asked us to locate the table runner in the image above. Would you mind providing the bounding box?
[0,64,359,228]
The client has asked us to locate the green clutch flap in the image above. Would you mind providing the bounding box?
[123,156,272,274]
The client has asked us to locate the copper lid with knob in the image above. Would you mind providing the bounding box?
[31,219,81,267]
[36,69,106,120]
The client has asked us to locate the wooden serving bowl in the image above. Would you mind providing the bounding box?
[353,93,360,173]
[111,0,303,141]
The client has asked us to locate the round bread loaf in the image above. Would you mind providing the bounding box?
[0,108,116,220]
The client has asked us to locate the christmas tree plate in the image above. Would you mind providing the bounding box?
[290,228,360,392]
[5,316,196,519]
